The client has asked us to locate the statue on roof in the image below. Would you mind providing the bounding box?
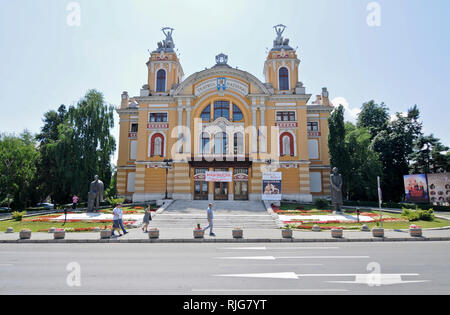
[154,27,175,53]
[272,24,293,51]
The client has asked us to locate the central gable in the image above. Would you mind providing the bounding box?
[194,77,249,97]
[174,67,270,96]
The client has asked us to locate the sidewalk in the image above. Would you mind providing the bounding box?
[2,227,450,243]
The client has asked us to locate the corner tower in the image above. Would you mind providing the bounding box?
[263,25,302,95]
[142,28,184,97]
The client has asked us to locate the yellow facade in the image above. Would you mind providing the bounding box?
[116,26,333,202]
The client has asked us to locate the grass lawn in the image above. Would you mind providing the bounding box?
[0,206,148,232]
[280,204,450,230]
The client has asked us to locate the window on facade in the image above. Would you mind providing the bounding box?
[280,132,294,156]
[149,113,168,122]
[130,123,138,133]
[307,122,319,131]
[201,105,211,122]
[276,111,296,121]
[214,132,228,155]
[234,132,244,155]
[156,69,166,92]
[279,67,289,91]
[232,104,243,122]
[214,101,230,120]
[150,133,165,157]
[201,132,210,154]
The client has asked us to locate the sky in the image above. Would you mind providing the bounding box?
[1,0,449,165]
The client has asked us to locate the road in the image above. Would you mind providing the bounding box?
[0,242,449,295]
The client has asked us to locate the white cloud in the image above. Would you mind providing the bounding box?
[331,97,361,123]
[390,112,407,122]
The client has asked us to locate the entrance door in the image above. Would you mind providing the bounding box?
[214,182,228,200]
[234,168,249,200]
[213,168,229,200]
[194,168,209,200]
[234,181,248,200]
[194,181,208,200]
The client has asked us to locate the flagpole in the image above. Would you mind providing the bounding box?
[377,176,383,229]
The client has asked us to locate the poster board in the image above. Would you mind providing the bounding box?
[262,172,282,201]
[427,173,450,206]
[403,174,429,203]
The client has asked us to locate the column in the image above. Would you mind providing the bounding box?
[185,103,192,154]
[259,101,267,153]
[251,98,258,154]
[177,104,184,154]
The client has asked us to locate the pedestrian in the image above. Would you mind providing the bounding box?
[142,205,152,233]
[203,203,215,237]
[112,204,122,237]
[117,204,128,235]
[72,195,79,210]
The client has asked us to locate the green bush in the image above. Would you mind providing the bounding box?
[11,211,27,221]
[314,198,329,210]
[401,208,435,222]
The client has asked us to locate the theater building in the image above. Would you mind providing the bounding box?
[116,25,333,203]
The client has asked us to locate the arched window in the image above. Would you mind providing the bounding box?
[280,132,294,156]
[232,104,243,122]
[201,105,211,122]
[214,132,228,155]
[214,101,230,120]
[234,132,244,155]
[279,67,289,91]
[201,132,210,154]
[150,133,165,157]
[156,69,166,92]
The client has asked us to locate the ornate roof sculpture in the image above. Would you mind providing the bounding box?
[153,27,176,53]
[214,53,230,67]
[272,24,293,51]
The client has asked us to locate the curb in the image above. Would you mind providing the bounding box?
[1,237,450,244]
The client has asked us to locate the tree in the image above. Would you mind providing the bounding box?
[357,100,389,139]
[0,131,39,209]
[344,124,383,201]
[372,106,423,201]
[409,134,450,174]
[328,105,351,197]
[36,105,69,203]
[48,90,116,203]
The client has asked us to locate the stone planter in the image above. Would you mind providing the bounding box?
[282,229,293,239]
[193,229,204,239]
[54,230,65,240]
[232,228,243,239]
[6,227,14,233]
[312,225,321,232]
[410,228,422,237]
[100,229,112,239]
[331,229,343,238]
[361,224,370,232]
[19,230,31,240]
[372,228,384,238]
[148,228,160,239]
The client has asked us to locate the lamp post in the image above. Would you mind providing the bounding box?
[162,159,173,200]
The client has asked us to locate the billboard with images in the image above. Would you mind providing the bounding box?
[427,173,450,206]
[262,172,282,201]
[404,174,429,203]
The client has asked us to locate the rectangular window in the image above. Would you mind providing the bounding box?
[307,122,319,131]
[149,113,168,122]
[276,111,296,121]
[130,123,138,132]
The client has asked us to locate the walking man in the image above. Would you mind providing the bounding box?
[117,204,128,235]
[203,203,215,237]
[112,204,122,237]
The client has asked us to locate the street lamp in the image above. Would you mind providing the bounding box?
[162,159,173,200]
